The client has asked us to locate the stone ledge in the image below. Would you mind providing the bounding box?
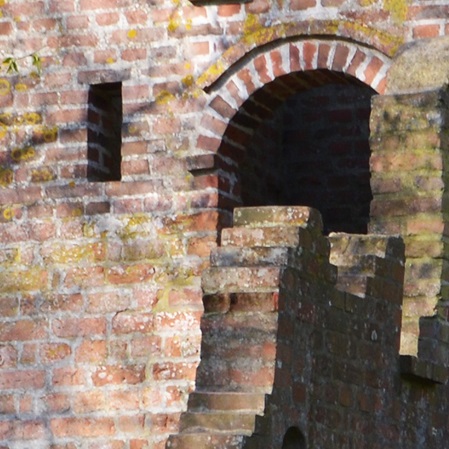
[185,153,218,173]
[400,355,448,384]
[78,69,131,85]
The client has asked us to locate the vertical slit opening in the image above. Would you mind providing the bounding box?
[87,82,122,181]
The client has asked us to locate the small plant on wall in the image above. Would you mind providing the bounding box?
[2,53,42,75]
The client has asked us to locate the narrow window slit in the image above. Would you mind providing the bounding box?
[87,82,122,181]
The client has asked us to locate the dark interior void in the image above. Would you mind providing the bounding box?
[87,82,122,181]
[218,70,376,234]
[282,426,307,449]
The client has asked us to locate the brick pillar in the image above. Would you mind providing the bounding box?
[369,88,449,356]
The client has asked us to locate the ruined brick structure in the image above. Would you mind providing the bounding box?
[2,0,449,447]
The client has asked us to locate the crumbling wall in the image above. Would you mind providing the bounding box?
[168,206,449,449]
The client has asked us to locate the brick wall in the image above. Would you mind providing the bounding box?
[1,0,449,448]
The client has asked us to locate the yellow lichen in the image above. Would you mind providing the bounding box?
[384,0,408,23]
[31,167,55,183]
[0,124,7,139]
[341,21,404,54]
[41,125,58,142]
[155,275,197,311]
[243,13,262,35]
[0,168,13,187]
[0,268,48,293]
[197,59,226,86]
[116,214,153,241]
[45,243,102,264]
[23,112,42,125]
[13,115,24,126]
[0,78,10,96]
[14,83,28,92]
[0,112,12,125]
[82,222,96,238]
[127,29,137,39]
[155,90,176,105]
[181,75,194,88]
[11,146,35,162]
[2,207,13,221]
[167,17,180,33]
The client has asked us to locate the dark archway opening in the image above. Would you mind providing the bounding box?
[218,70,376,234]
[282,426,307,449]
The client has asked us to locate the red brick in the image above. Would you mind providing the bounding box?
[75,340,107,363]
[117,415,145,434]
[52,317,107,338]
[92,364,145,386]
[108,390,141,410]
[122,159,149,176]
[332,43,350,71]
[52,368,87,387]
[106,264,156,284]
[96,12,120,26]
[0,297,19,317]
[40,343,71,363]
[303,41,317,70]
[73,391,106,413]
[51,417,115,438]
[413,24,440,39]
[130,335,161,358]
[125,10,147,24]
[190,41,210,56]
[237,67,257,96]
[62,53,88,67]
[48,0,76,13]
[0,21,13,35]
[152,362,197,381]
[364,56,384,85]
[0,319,47,341]
[254,54,271,84]
[63,266,105,289]
[32,18,59,32]
[80,0,132,9]
[0,370,45,390]
[112,312,154,334]
[290,0,317,9]
[122,48,147,61]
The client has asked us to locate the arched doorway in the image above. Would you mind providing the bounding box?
[282,426,307,449]
[227,70,376,234]
[194,39,390,234]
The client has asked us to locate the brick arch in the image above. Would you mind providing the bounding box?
[196,38,391,156]
[190,38,391,230]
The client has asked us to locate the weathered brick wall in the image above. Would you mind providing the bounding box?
[1,0,449,448]
[169,206,449,448]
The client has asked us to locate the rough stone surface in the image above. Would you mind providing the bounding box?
[387,36,449,94]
